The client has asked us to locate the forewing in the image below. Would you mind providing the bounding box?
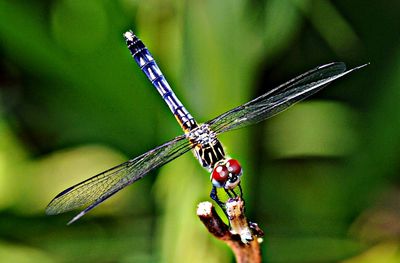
[46,134,192,224]
[207,62,367,134]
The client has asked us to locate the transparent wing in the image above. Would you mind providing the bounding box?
[207,62,368,134]
[46,134,192,224]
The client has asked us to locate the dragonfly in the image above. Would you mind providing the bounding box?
[46,30,367,224]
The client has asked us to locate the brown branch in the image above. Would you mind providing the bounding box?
[197,197,264,263]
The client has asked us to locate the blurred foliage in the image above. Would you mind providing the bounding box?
[0,0,399,262]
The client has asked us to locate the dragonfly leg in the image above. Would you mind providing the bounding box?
[238,183,243,198]
[210,186,231,224]
[225,189,234,198]
[210,186,224,208]
[237,182,245,207]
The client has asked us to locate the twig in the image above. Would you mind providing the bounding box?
[197,197,264,263]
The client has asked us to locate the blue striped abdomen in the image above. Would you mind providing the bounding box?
[124,31,197,132]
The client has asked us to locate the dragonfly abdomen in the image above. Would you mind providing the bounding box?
[124,31,197,132]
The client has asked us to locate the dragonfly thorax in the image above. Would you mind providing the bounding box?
[188,124,215,145]
[188,124,225,170]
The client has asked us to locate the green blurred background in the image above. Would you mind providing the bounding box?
[0,0,399,262]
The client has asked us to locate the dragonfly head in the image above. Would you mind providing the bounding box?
[211,158,243,190]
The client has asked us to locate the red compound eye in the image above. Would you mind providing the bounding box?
[227,159,242,175]
[211,165,229,182]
